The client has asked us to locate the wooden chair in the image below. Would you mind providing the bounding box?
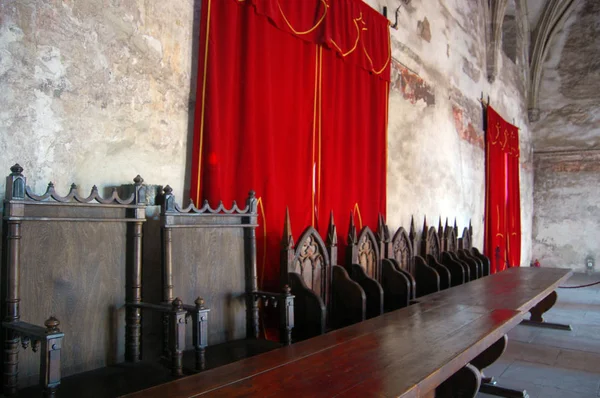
[280,211,365,341]
[344,214,385,318]
[420,218,451,291]
[1,164,176,397]
[439,219,467,286]
[159,188,294,372]
[408,217,440,297]
[457,225,481,280]
[379,215,417,303]
[471,247,491,277]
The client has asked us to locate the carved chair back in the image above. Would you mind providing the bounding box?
[422,227,442,262]
[281,226,331,314]
[280,210,364,339]
[353,227,381,281]
[391,227,414,275]
[1,165,145,393]
[459,226,472,250]
[444,222,458,253]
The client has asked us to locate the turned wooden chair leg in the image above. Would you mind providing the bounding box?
[40,326,63,398]
[279,286,294,346]
[169,298,187,377]
[192,297,209,371]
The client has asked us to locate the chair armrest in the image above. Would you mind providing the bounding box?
[250,287,295,346]
[441,252,466,286]
[331,265,366,328]
[381,259,410,310]
[471,247,491,277]
[388,258,417,301]
[427,255,452,290]
[348,264,384,318]
[288,272,325,342]
[414,255,440,297]
[127,299,197,375]
[3,317,64,396]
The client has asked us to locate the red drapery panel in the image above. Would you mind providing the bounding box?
[484,106,521,273]
[318,46,388,256]
[191,0,390,291]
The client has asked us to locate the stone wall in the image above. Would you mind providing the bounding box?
[0,0,533,264]
[0,0,534,385]
[0,0,200,201]
[532,151,600,272]
[368,0,532,263]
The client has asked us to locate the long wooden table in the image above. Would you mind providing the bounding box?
[415,267,571,313]
[123,267,572,398]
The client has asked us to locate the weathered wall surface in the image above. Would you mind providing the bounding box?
[1,0,533,261]
[0,0,535,384]
[0,0,199,201]
[0,0,199,385]
[532,151,600,272]
[529,0,600,272]
[367,0,533,263]
[532,0,599,152]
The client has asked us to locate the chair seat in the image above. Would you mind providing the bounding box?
[19,339,282,398]
[196,338,282,371]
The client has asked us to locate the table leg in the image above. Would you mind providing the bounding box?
[472,335,529,398]
[435,363,481,398]
[520,291,572,331]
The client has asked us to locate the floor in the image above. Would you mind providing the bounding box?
[478,271,600,398]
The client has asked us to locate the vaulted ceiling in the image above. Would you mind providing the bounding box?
[527,0,600,152]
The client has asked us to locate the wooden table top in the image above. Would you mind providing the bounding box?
[415,267,572,312]
[123,267,570,398]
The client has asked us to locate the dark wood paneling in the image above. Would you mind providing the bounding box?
[170,227,246,346]
[18,215,128,382]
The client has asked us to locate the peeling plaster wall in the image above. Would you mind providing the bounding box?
[532,0,599,152]
[0,0,199,385]
[0,0,199,201]
[0,0,534,383]
[368,0,533,264]
[530,0,600,272]
[0,0,533,261]
[533,151,600,272]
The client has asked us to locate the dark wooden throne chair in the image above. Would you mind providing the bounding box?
[385,224,417,303]
[457,225,482,280]
[438,218,467,286]
[158,188,294,372]
[1,164,178,398]
[406,217,441,297]
[344,214,385,319]
[280,210,365,341]
[375,215,413,309]
[420,218,451,291]
[471,247,491,277]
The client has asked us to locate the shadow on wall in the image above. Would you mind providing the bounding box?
[183,0,203,204]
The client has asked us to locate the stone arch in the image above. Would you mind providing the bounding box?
[528,0,579,122]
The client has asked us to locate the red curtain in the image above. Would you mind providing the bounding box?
[191,0,390,290]
[484,106,521,273]
[318,47,388,256]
